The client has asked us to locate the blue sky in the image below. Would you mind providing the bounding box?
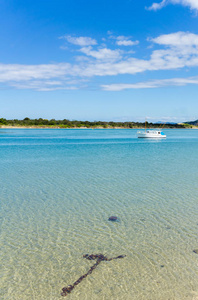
[1,0,198,122]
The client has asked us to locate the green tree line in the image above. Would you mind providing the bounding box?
[0,118,186,128]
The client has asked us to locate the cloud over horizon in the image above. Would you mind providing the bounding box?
[101,76,198,91]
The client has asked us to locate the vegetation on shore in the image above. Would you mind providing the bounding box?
[0,117,194,128]
[183,119,198,127]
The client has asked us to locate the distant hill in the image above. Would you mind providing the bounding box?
[156,121,177,125]
[184,119,198,126]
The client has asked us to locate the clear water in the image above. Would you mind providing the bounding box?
[0,129,198,300]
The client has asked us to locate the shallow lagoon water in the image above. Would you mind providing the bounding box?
[0,129,198,300]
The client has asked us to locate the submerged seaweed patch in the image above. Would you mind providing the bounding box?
[61,254,126,297]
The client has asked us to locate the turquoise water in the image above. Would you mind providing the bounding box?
[0,129,198,300]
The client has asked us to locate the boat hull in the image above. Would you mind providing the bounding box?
[137,131,166,138]
[137,135,166,138]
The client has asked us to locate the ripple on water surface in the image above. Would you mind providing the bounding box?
[0,129,198,300]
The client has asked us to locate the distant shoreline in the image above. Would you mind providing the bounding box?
[1,125,198,129]
[0,118,197,129]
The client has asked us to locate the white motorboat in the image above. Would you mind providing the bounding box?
[137,129,166,138]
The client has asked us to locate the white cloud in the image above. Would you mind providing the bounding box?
[147,0,198,11]
[2,31,198,91]
[60,35,97,46]
[116,40,139,46]
[107,30,113,35]
[108,34,139,46]
[0,63,75,81]
[0,63,84,91]
[11,81,78,91]
[116,35,139,46]
[147,0,168,10]
[79,46,123,61]
[77,31,198,76]
[101,76,198,91]
[150,31,198,46]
